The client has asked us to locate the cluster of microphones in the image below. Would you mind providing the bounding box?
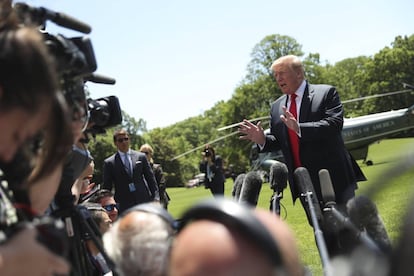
[232,161,392,276]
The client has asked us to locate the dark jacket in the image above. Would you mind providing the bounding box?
[199,155,225,195]
[262,82,366,204]
[103,150,159,213]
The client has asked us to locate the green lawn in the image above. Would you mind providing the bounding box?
[165,138,414,275]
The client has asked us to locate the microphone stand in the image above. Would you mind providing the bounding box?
[323,201,382,254]
[302,191,332,276]
[270,191,283,216]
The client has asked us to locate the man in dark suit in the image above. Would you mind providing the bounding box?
[103,129,159,214]
[238,55,366,255]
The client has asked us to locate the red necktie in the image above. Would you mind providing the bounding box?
[288,94,301,168]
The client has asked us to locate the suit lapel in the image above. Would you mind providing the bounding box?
[280,95,288,116]
[299,82,314,121]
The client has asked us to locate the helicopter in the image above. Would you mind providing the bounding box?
[172,87,414,175]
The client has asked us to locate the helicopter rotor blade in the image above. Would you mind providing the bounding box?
[171,130,239,161]
[342,89,413,104]
[217,116,270,132]
[218,87,413,132]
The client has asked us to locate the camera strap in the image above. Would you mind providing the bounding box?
[0,174,19,229]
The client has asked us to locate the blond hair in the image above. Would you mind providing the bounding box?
[140,143,154,163]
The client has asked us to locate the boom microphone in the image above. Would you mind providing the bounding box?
[84,73,116,85]
[347,195,392,253]
[14,2,92,34]
[238,171,262,207]
[232,173,245,201]
[269,161,288,193]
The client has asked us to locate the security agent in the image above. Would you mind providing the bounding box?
[103,129,160,213]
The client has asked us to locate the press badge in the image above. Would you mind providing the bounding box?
[128,183,136,192]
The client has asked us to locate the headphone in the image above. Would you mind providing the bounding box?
[121,203,178,231]
[178,197,284,269]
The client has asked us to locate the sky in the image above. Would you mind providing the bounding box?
[22,0,413,130]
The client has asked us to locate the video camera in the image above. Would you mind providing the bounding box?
[13,2,122,135]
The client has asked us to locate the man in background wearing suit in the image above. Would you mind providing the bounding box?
[238,55,366,256]
[103,129,159,214]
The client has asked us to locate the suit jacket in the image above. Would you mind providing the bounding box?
[262,82,366,204]
[102,150,159,213]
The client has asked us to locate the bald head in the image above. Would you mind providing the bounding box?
[170,219,276,276]
[103,209,174,276]
[170,207,303,276]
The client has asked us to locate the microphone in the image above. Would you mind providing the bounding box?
[238,171,262,207]
[269,161,287,216]
[232,173,245,201]
[347,195,392,253]
[84,73,116,85]
[294,167,323,221]
[294,167,331,275]
[319,169,335,205]
[319,169,382,253]
[319,169,343,234]
[269,161,288,193]
[14,3,92,34]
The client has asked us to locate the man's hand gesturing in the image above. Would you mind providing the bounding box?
[238,119,266,146]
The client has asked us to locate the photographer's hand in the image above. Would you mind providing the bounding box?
[0,227,70,276]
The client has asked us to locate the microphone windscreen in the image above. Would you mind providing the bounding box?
[347,195,377,229]
[269,161,288,192]
[294,167,313,195]
[239,171,262,207]
[347,195,392,252]
[319,169,336,204]
[232,173,245,200]
[294,167,323,221]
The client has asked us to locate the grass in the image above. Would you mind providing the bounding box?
[165,138,414,275]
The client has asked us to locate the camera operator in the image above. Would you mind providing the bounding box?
[199,144,225,197]
[29,115,90,214]
[5,2,123,275]
[0,1,72,274]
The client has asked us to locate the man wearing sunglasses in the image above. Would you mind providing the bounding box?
[88,189,119,222]
[103,129,160,214]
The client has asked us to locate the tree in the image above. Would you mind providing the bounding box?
[87,128,116,183]
[363,34,414,114]
[245,34,304,82]
[321,56,371,117]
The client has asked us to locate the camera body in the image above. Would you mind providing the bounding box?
[87,96,122,134]
[14,2,122,135]
[204,149,211,157]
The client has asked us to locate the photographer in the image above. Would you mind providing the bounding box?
[0,1,72,274]
[199,145,225,197]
